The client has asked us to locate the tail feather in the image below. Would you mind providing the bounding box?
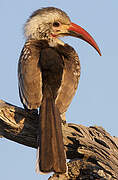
[37,88,66,173]
[51,102,66,172]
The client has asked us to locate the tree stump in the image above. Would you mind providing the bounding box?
[0,99,118,179]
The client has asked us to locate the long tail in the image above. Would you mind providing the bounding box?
[36,88,66,173]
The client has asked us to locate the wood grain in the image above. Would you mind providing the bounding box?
[0,99,118,179]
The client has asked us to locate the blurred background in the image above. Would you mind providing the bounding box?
[0,1,118,179]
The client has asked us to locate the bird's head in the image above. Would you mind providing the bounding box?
[24,7,101,55]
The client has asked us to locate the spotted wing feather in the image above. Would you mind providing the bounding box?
[55,44,81,115]
[18,40,43,109]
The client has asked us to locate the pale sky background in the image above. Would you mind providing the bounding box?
[0,1,118,180]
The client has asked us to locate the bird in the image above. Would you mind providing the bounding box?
[18,7,101,174]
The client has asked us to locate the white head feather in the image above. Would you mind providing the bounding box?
[24,7,70,40]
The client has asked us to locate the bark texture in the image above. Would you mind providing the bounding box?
[0,99,118,179]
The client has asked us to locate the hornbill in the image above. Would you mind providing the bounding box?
[18,7,101,174]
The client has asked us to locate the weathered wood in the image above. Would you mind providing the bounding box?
[0,99,118,179]
[0,100,38,148]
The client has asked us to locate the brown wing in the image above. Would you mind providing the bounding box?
[55,44,81,115]
[18,40,43,109]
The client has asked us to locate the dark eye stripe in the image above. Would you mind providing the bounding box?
[53,22,60,27]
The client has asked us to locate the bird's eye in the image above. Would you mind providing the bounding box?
[53,22,60,27]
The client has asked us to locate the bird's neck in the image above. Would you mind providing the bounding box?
[27,36,65,48]
[48,38,65,47]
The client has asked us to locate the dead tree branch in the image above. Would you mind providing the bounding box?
[0,99,118,179]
